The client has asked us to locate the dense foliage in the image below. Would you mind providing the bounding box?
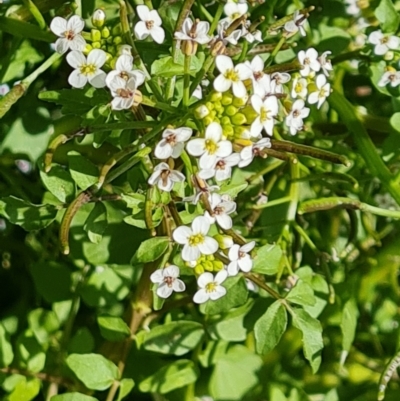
[1,0,400,400]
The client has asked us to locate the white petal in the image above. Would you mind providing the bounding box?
[192,216,210,235]
[232,81,247,98]
[175,127,193,142]
[387,36,400,49]
[155,140,173,159]
[151,26,165,44]
[108,75,126,92]
[186,138,205,156]
[181,18,193,35]
[158,178,173,192]
[368,30,383,45]
[69,35,86,51]
[50,17,68,36]
[116,54,133,72]
[215,141,232,158]
[172,279,186,292]
[89,70,106,88]
[227,261,239,276]
[250,118,263,138]
[215,213,232,229]
[150,269,164,284]
[111,97,126,110]
[169,170,185,183]
[182,244,200,261]
[148,169,162,185]
[198,236,218,255]
[137,5,150,21]
[157,283,173,298]
[106,70,119,88]
[209,285,226,300]
[193,289,209,304]
[171,142,184,158]
[308,91,319,105]
[213,74,232,93]
[173,226,192,244]
[215,269,228,284]
[251,94,263,113]
[374,43,388,55]
[164,265,180,278]
[67,51,86,69]
[68,69,87,88]
[216,55,233,73]
[87,49,107,68]
[238,255,253,272]
[135,21,149,40]
[316,74,326,88]
[199,168,215,180]
[228,244,240,261]
[235,63,252,80]
[199,153,217,169]
[241,241,255,253]
[251,55,264,72]
[55,38,69,55]
[131,70,146,86]
[67,15,85,34]
[206,122,222,142]
[149,9,162,26]
[197,272,213,288]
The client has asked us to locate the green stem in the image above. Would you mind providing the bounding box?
[265,36,286,66]
[209,2,224,35]
[23,52,61,85]
[141,96,178,112]
[287,160,300,222]
[329,91,400,206]
[22,0,46,29]
[183,54,191,107]
[247,159,284,183]
[189,55,214,97]
[250,195,291,210]
[197,2,213,22]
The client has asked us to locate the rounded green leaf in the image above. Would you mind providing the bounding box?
[97,316,131,342]
[131,236,170,264]
[252,244,283,275]
[51,394,99,401]
[0,324,14,367]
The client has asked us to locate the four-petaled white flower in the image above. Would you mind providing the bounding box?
[198,153,241,181]
[298,48,321,77]
[270,72,291,93]
[193,270,228,304]
[242,21,262,43]
[216,20,243,46]
[175,18,212,44]
[223,0,248,23]
[285,99,310,136]
[173,216,219,262]
[250,95,279,137]
[227,241,255,276]
[186,122,233,169]
[245,55,272,98]
[155,127,193,159]
[308,74,331,109]
[148,162,185,192]
[205,193,236,230]
[50,15,86,54]
[368,30,400,56]
[284,10,307,37]
[239,138,271,168]
[66,49,107,88]
[106,54,145,88]
[150,265,186,298]
[108,76,140,110]
[291,76,308,99]
[134,5,165,44]
[378,70,400,87]
[319,51,333,76]
[213,55,252,98]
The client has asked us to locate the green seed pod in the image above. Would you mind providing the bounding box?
[231,113,247,126]
[91,29,102,42]
[101,26,111,39]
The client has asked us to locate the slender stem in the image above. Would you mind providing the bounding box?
[0,367,73,387]
[250,195,291,210]
[189,54,215,96]
[209,2,224,34]
[265,36,286,66]
[287,159,300,222]
[23,52,61,86]
[183,54,191,107]
[244,273,283,300]
[247,159,284,183]
[22,0,47,29]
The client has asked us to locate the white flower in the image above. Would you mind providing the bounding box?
[198,153,241,181]
[106,54,145,88]
[205,193,236,230]
[223,0,248,22]
[117,44,133,56]
[285,99,310,135]
[193,270,228,304]
[242,21,262,43]
[344,0,360,15]
[245,55,272,97]
[0,83,10,96]
[227,241,255,275]
[216,20,243,46]
[270,72,291,93]
[66,49,106,88]
[298,48,321,77]
[291,76,308,99]
[319,51,333,77]
[378,70,400,87]
[108,76,140,110]
[148,162,185,192]
[186,122,233,169]
[250,95,279,137]
[155,127,192,159]
[50,15,86,54]
[239,138,271,168]
[284,10,307,37]
[173,216,219,262]
[213,55,252,98]
[175,18,211,44]
[150,265,186,298]
[134,5,165,44]
[308,74,331,109]
[368,30,400,56]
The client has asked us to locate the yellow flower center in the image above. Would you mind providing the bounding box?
[80,63,97,76]
[319,88,327,99]
[205,281,218,293]
[231,12,241,20]
[224,69,239,82]
[188,233,204,246]
[64,30,75,40]
[295,81,304,94]
[205,139,218,155]
[259,106,269,122]
[380,36,389,45]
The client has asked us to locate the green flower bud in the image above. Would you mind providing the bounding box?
[92,9,106,28]
[221,116,231,126]
[211,91,222,102]
[83,43,93,54]
[214,101,223,113]
[195,105,210,119]
[214,260,224,271]
[221,92,233,105]
[112,24,122,36]
[107,45,116,55]
[225,105,238,117]
[234,126,251,139]
[206,101,214,111]
[204,261,214,271]
[233,95,248,107]
[106,36,114,44]
[101,26,111,39]
[92,41,101,49]
[194,265,205,275]
[242,106,258,121]
[231,113,247,126]
[113,36,123,46]
[204,116,214,125]
[215,234,234,250]
[91,29,102,42]
[222,124,234,138]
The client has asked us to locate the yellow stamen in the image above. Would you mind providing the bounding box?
[188,233,204,246]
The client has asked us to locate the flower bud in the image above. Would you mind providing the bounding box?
[133,90,143,107]
[182,40,198,56]
[221,92,233,105]
[206,101,214,111]
[215,234,233,250]
[117,44,133,56]
[194,265,205,275]
[91,29,102,42]
[222,124,234,138]
[101,26,111,39]
[233,95,248,107]
[92,9,106,28]
[195,105,210,119]
[211,91,223,102]
[220,116,231,126]
[112,24,122,36]
[225,105,238,117]
[384,50,394,61]
[83,43,93,54]
[113,36,123,46]
[204,116,214,125]
[231,113,247,125]
[92,41,101,49]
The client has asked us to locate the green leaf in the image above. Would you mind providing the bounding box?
[151,53,204,78]
[0,324,14,367]
[68,151,99,190]
[200,275,248,315]
[131,237,170,264]
[286,280,316,307]
[289,308,324,373]
[16,333,46,372]
[40,163,76,203]
[97,316,131,342]
[254,301,287,355]
[66,353,119,391]
[84,202,108,244]
[137,321,204,356]
[28,308,60,345]
[340,298,359,353]
[139,360,198,394]
[390,112,400,133]
[8,378,40,401]
[252,244,283,275]
[375,0,400,32]
[219,182,249,198]
[117,378,135,401]
[210,345,263,400]
[318,25,351,55]
[120,193,145,214]
[0,196,57,231]
[51,393,99,401]
[68,328,95,354]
